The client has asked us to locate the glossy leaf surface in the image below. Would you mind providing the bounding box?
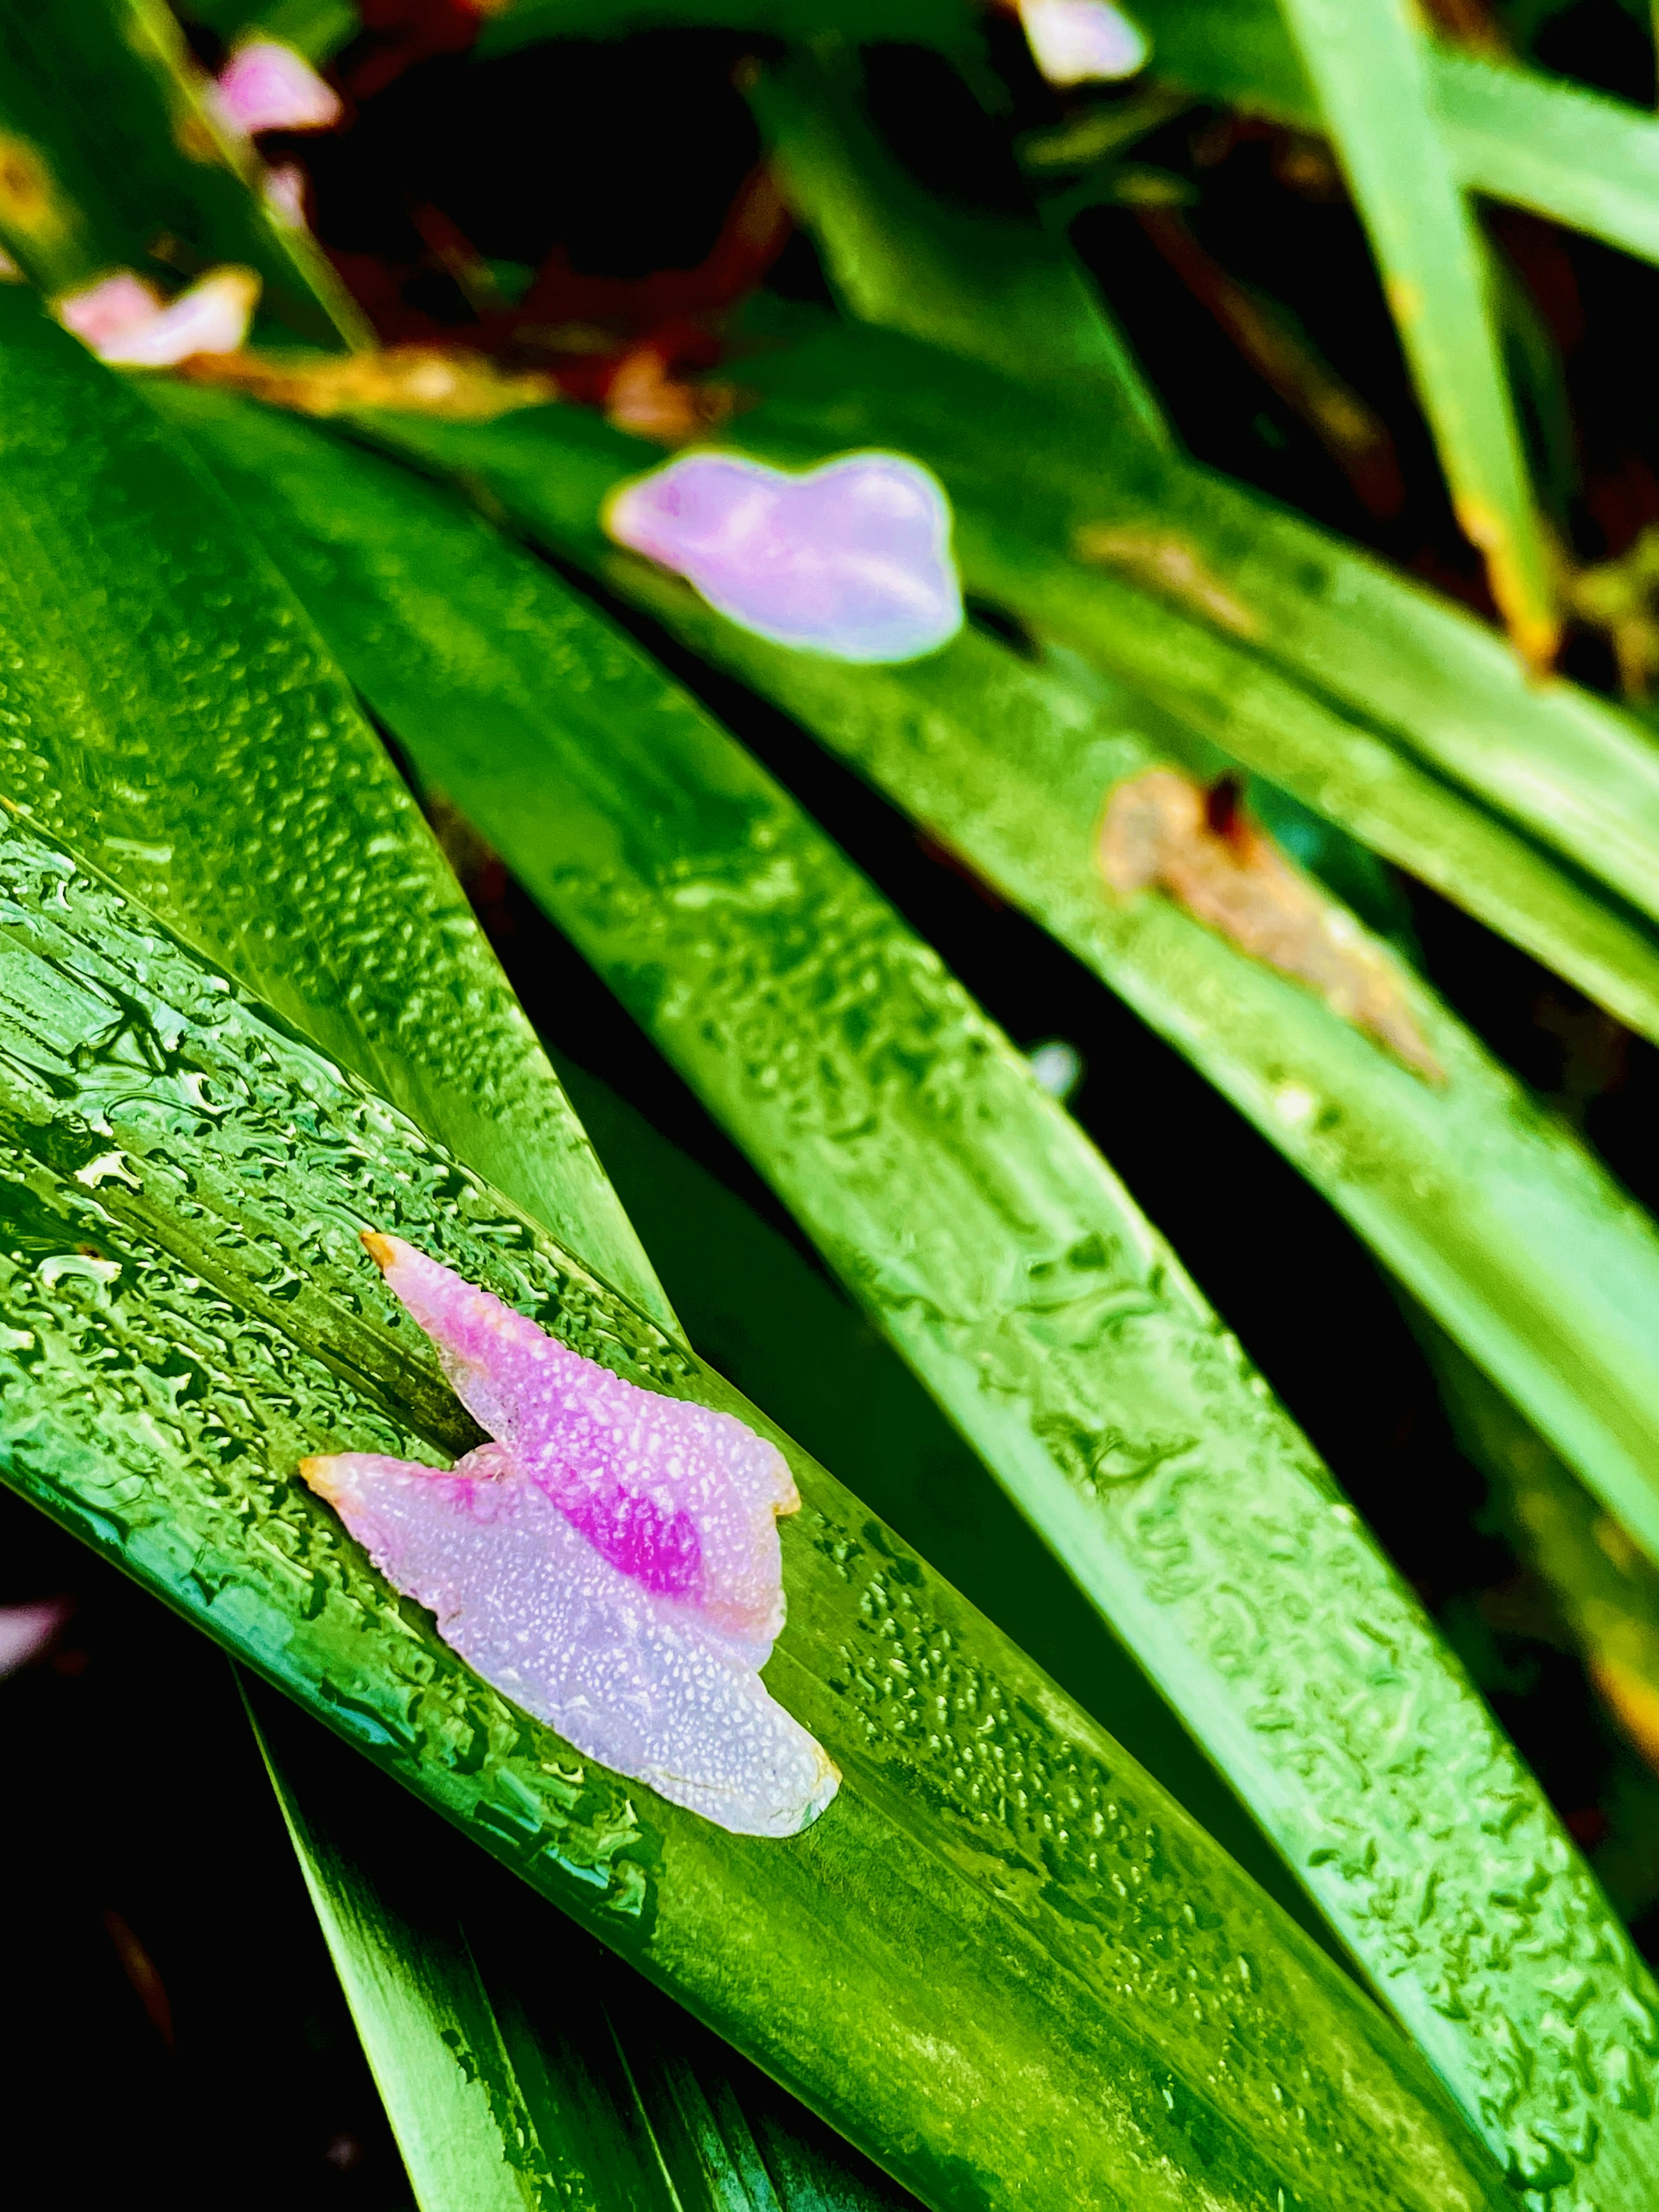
[253,373,1659,1583]
[0,290,669,1333]
[160,385,1659,2198]
[0,803,1506,2212]
[251,1679,919,2212]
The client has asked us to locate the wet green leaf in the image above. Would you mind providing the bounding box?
[0,286,668,1333]
[250,1678,921,2212]
[160,383,1659,2200]
[0,798,1505,2212]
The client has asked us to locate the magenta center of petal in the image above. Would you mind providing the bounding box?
[547,1478,703,1597]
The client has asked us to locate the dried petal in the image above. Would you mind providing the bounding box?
[213,41,343,136]
[1074,524,1261,638]
[1020,0,1149,86]
[174,343,556,420]
[301,1235,838,1837]
[1100,768,1443,1079]
[605,451,964,664]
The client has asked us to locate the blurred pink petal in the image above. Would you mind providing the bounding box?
[56,272,164,348]
[605,450,964,664]
[1020,0,1149,84]
[214,41,343,135]
[90,269,261,367]
[302,1234,838,1836]
[262,162,310,229]
[0,1599,70,1680]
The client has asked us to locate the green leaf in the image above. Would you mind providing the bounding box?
[159,383,1659,2200]
[0,801,1506,2212]
[1135,0,1659,270]
[0,0,365,344]
[739,81,1659,1019]
[0,287,668,1335]
[1258,0,1556,655]
[249,1677,921,2212]
[748,42,1169,450]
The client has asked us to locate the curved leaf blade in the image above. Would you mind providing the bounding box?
[0,288,670,1335]
[0,803,1506,2212]
[0,0,364,344]
[161,388,1659,2201]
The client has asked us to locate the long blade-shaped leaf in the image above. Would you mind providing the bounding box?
[256,375,1659,1581]
[0,800,1506,2212]
[161,386,1659,2200]
[249,1678,920,2212]
[0,0,364,344]
[1220,0,1557,655]
[745,74,1659,955]
[250,1681,588,2212]
[1134,0,1659,270]
[750,41,1166,448]
[0,289,668,1335]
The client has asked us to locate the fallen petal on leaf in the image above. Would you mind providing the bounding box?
[56,272,165,350]
[604,450,965,664]
[1100,769,1443,1079]
[302,1234,838,1837]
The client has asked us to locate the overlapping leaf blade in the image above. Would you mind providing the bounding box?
[159,380,1659,2199]
[0,0,364,343]
[251,1678,920,2212]
[1133,0,1659,270]
[0,292,667,1332]
[0,795,1506,2212]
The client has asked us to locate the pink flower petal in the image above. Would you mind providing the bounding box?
[262,162,310,229]
[56,272,165,349]
[605,451,964,664]
[214,41,343,135]
[0,1599,70,1681]
[92,269,260,367]
[1020,0,1149,84]
[301,1235,838,1837]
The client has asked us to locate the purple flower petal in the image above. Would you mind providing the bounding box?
[606,451,964,664]
[301,1235,838,1837]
